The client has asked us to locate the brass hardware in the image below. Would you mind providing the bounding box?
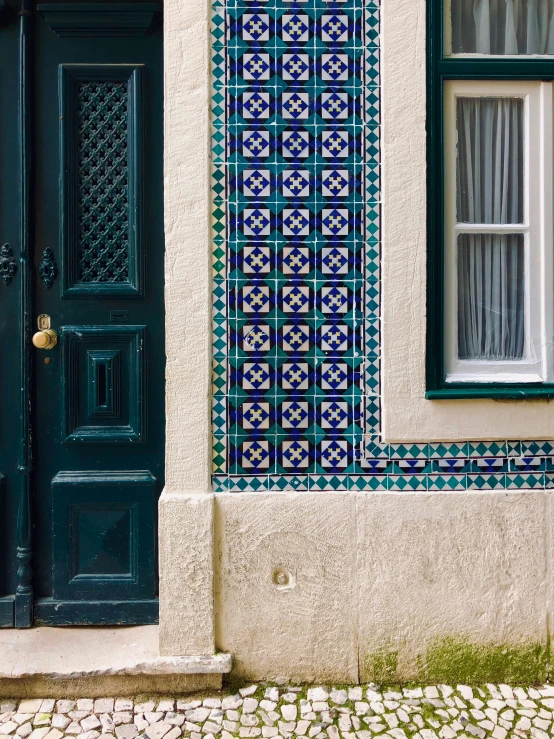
[32,329,57,350]
[44,358,51,365]
[33,315,57,350]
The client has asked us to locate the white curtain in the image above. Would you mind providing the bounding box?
[456,97,525,360]
[458,234,525,359]
[451,0,554,54]
[457,97,523,223]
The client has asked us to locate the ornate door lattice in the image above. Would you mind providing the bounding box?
[77,80,130,284]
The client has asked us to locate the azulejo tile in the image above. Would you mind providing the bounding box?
[506,473,544,490]
[387,475,427,492]
[281,14,310,42]
[467,441,507,458]
[428,443,468,459]
[348,474,387,490]
[509,456,545,472]
[521,440,554,457]
[226,475,271,492]
[427,475,467,492]
[435,458,468,473]
[467,473,507,490]
[309,474,349,491]
[388,443,429,460]
[268,475,310,491]
[212,0,553,493]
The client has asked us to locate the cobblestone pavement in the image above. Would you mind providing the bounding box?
[2,685,554,739]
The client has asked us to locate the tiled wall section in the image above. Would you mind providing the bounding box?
[211,0,554,492]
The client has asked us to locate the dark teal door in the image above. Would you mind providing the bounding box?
[0,1,164,627]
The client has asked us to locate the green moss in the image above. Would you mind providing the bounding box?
[364,636,552,686]
[419,701,438,722]
[365,647,399,684]
[222,674,251,695]
[422,636,550,685]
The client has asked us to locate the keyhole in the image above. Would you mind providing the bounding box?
[97,363,107,407]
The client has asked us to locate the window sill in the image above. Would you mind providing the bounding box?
[426,385,554,400]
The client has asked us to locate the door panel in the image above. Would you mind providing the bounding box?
[62,325,145,443]
[0,2,164,626]
[51,471,155,601]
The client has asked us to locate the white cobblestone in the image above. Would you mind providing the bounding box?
[19,706,43,717]
[145,722,172,739]
[79,730,99,739]
[50,719,69,732]
[307,693,328,705]
[8,683,554,739]
[32,717,51,729]
[135,705,155,715]
[43,729,63,739]
[134,717,149,732]
[79,718,99,734]
[114,704,133,715]
[115,726,137,739]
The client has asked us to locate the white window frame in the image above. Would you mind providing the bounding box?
[443,79,554,384]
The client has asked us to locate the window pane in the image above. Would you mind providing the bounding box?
[450,0,554,54]
[457,233,525,360]
[457,97,523,224]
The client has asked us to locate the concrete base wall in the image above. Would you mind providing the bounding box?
[160,490,553,683]
[0,675,221,699]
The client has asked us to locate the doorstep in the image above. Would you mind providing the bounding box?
[0,626,231,698]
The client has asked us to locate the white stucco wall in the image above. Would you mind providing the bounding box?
[164,0,212,491]
[160,0,215,658]
[381,0,554,442]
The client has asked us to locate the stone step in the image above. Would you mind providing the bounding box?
[0,626,231,698]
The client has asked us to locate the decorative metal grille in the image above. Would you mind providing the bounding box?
[77,80,129,283]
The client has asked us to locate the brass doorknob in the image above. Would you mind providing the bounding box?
[32,329,57,350]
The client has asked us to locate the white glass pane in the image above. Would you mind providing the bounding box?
[450,0,554,54]
[456,97,523,224]
[457,233,525,360]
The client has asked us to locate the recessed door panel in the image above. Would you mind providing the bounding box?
[62,325,145,443]
[52,471,156,600]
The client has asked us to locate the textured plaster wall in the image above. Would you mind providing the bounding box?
[159,494,215,656]
[164,0,212,491]
[159,0,215,658]
[213,491,551,682]
[214,493,359,683]
[356,492,548,680]
[381,0,554,441]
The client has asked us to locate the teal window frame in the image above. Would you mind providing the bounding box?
[426,0,554,399]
